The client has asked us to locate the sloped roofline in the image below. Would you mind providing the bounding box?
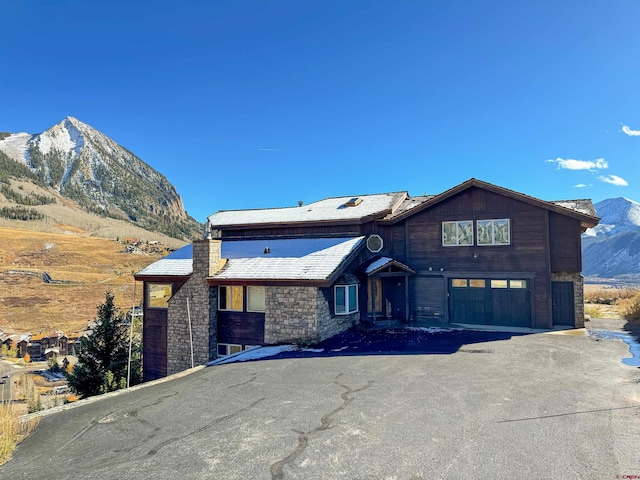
[383,178,600,229]
[208,191,409,229]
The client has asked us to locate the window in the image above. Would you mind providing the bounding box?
[451,279,468,287]
[217,343,243,357]
[442,221,473,246]
[366,234,383,253]
[510,280,527,289]
[335,284,358,315]
[491,280,508,289]
[477,219,510,246]
[219,286,243,311]
[469,279,486,288]
[247,286,266,312]
[147,283,172,308]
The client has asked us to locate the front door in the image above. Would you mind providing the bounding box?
[367,278,383,319]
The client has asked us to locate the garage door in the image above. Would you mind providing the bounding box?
[449,278,531,327]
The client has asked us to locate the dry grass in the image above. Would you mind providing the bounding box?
[584,284,640,321]
[0,403,39,465]
[0,227,166,333]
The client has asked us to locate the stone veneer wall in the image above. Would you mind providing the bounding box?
[264,285,359,345]
[166,239,220,375]
[316,287,358,341]
[551,272,585,328]
[264,286,319,344]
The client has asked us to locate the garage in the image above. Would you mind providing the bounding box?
[448,277,531,328]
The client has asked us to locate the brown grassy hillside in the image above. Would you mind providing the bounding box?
[0,227,166,334]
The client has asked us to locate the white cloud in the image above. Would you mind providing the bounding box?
[622,125,640,136]
[598,175,628,186]
[573,183,589,188]
[546,158,608,171]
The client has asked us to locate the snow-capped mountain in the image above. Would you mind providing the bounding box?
[0,117,200,240]
[582,197,640,281]
[583,197,640,238]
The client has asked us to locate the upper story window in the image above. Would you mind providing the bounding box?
[335,284,358,315]
[247,286,266,312]
[147,283,172,309]
[477,219,510,246]
[219,286,243,311]
[442,221,473,246]
[366,234,384,253]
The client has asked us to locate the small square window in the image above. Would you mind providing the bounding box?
[478,219,510,246]
[335,284,358,315]
[443,221,474,246]
[247,286,266,312]
[219,286,243,311]
[469,279,486,288]
[510,280,527,289]
[452,279,468,287]
[148,283,172,308]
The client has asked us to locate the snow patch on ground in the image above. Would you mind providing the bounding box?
[404,326,453,333]
[208,345,324,365]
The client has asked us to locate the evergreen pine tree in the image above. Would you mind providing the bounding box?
[65,292,141,397]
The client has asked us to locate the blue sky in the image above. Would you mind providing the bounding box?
[2,1,639,222]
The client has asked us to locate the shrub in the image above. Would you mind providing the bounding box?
[0,403,39,465]
[584,305,602,319]
[620,293,640,322]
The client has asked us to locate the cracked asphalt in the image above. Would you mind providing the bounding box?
[2,323,640,480]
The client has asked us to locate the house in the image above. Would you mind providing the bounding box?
[135,178,599,381]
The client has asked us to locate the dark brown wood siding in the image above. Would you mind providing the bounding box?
[221,225,362,239]
[398,187,554,328]
[549,212,582,272]
[217,312,265,345]
[142,308,167,381]
[141,278,187,381]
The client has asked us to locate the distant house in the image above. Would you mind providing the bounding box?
[135,178,599,381]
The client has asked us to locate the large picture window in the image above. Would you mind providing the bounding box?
[442,221,473,246]
[147,283,172,308]
[219,285,243,311]
[477,219,510,245]
[335,284,358,315]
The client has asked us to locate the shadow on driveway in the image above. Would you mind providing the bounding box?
[246,327,529,362]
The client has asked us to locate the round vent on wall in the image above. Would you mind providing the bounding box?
[367,234,383,253]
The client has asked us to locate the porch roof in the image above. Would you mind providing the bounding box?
[364,257,415,276]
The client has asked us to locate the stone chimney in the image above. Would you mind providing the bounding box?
[166,238,223,375]
[192,238,224,277]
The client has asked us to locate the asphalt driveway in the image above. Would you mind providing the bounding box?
[2,323,639,480]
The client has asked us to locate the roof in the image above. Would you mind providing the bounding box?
[207,193,406,227]
[384,178,600,229]
[136,237,366,285]
[135,245,194,277]
[364,257,415,275]
[549,199,598,217]
[211,237,364,283]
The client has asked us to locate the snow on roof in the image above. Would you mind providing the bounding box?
[550,199,598,217]
[213,237,364,281]
[365,257,394,274]
[135,237,365,281]
[208,193,404,227]
[135,244,194,277]
[364,257,414,274]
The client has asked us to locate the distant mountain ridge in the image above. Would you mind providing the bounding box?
[0,117,201,240]
[582,197,640,282]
